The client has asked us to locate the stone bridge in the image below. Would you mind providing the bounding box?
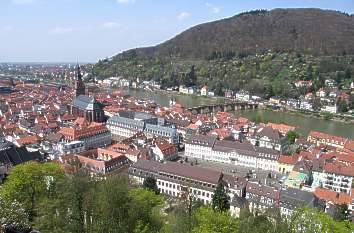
[187,102,258,115]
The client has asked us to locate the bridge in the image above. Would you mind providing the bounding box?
[187,102,259,115]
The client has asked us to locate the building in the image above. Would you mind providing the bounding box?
[249,127,283,151]
[184,135,216,160]
[56,140,85,155]
[107,112,179,144]
[295,80,313,88]
[0,146,43,182]
[151,139,178,161]
[68,65,105,123]
[307,131,348,148]
[322,161,353,194]
[185,137,280,172]
[235,90,250,102]
[321,104,337,114]
[59,118,111,150]
[128,159,246,205]
[59,148,129,176]
[200,86,208,96]
[314,187,352,219]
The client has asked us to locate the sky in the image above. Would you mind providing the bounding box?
[1,0,353,63]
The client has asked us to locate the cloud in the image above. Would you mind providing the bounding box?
[117,0,135,4]
[206,2,221,14]
[177,12,190,20]
[12,0,35,5]
[49,27,74,35]
[101,22,120,29]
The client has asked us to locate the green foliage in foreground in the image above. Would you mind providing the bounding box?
[0,162,353,233]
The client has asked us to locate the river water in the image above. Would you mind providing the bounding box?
[125,89,353,139]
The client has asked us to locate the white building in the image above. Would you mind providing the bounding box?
[235,90,250,102]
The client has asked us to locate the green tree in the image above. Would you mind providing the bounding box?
[212,182,229,212]
[337,98,348,113]
[289,207,353,233]
[1,162,65,224]
[286,131,300,144]
[143,176,160,194]
[192,207,239,233]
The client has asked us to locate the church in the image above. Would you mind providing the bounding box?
[68,65,105,123]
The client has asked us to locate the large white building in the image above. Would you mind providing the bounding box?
[128,160,246,205]
[184,136,280,172]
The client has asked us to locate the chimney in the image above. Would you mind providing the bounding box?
[336,192,339,199]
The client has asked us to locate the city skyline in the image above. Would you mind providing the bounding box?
[1,0,354,62]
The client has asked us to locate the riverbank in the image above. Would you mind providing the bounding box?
[140,88,354,125]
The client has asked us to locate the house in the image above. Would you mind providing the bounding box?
[322,161,353,194]
[316,88,326,98]
[325,79,336,87]
[295,80,313,88]
[277,154,299,174]
[151,139,178,161]
[269,96,281,105]
[224,90,233,98]
[299,100,313,111]
[314,187,352,218]
[184,135,216,161]
[321,104,337,114]
[266,123,296,135]
[307,131,347,148]
[249,127,283,151]
[235,90,250,102]
[208,91,215,97]
[59,148,129,177]
[200,86,208,96]
[59,118,112,150]
[179,85,189,94]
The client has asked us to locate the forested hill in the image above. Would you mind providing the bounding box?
[115,8,354,61]
[92,8,354,101]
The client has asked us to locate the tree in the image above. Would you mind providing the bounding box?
[289,207,353,233]
[286,131,300,144]
[212,182,229,212]
[192,207,239,233]
[1,162,65,224]
[337,98,348,113]
[332,204,350,221]
[143,176,160,194]
[0,196,30,233]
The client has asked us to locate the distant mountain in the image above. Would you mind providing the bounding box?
[114,8,354,60]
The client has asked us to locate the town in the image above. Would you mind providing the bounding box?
[0,64,353,228]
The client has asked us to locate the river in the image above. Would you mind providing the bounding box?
[124,89,353,139]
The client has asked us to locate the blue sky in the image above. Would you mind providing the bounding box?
[1,0,353,62]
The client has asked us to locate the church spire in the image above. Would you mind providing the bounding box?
[74,61,85,97]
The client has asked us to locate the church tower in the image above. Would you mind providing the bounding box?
[74,64,85,97]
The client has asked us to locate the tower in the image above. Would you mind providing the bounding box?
[74,64,85,97]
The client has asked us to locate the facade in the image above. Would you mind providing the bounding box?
[59,119,111,150]
[56,140,85,155]
[59,148,129,176]
[322,162,353,194]
[185,137,280,172]
[307,131,348,148]
[107,112,179,144]
[249,127,283,151]
[184,135,216,160]
[151,140,178,161]
[235,90,250,102]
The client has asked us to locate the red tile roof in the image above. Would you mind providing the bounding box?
[314,187,351,205]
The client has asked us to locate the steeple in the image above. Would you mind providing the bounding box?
[74,63,85,97]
